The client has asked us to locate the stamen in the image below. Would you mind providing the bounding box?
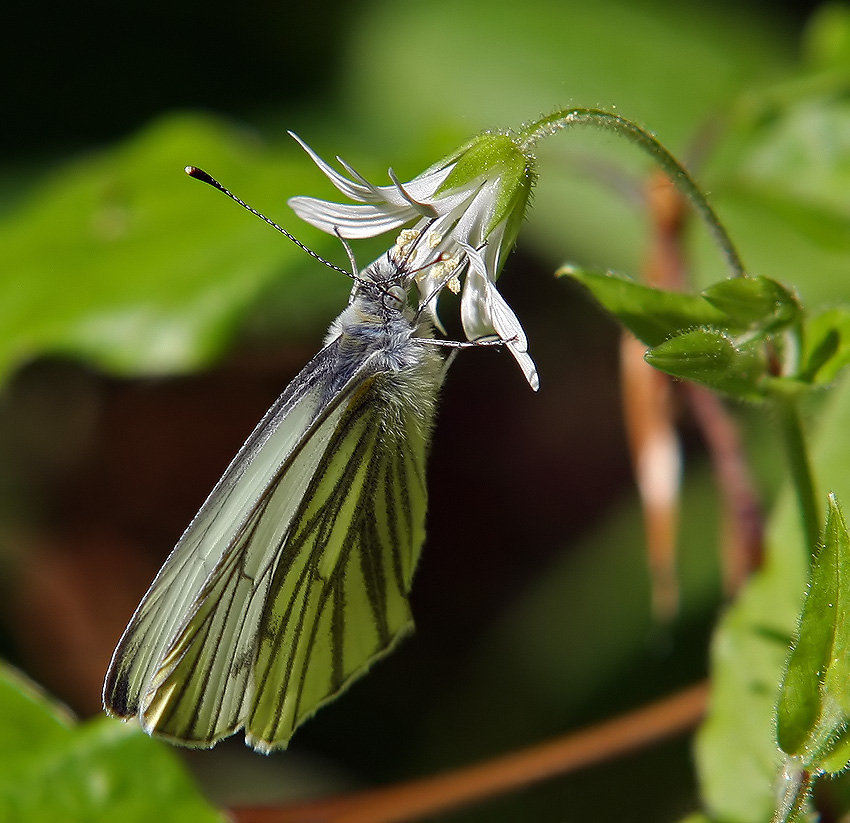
[394,228,420,257]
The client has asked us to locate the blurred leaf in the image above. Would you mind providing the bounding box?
[0,663,221,822]
[803,308,850,385]
[776,495,850,763]
[698,91,850,310]
[646,330,767,400]
[0,111,352,387]
[804,3,850,70]
[349,0,792,145]
[695,373,850,822]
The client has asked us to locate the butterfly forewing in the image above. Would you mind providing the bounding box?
[104,342,361,726]
[104,239,449,752]
[139,392,352,746]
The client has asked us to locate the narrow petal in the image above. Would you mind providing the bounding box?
[459,265,495,341]
[288,196,414,238]
[288,131,386,204]
[485,280,528,351]
[289,131,455,209]
[507,342,540,391]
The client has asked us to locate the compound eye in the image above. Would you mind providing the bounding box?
[384,285,406,309]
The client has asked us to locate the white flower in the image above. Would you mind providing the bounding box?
[288,131,539,391]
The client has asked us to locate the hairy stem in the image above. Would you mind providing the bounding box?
[771,759,813,823]
[774,391,820,555]
[520,108,746,280]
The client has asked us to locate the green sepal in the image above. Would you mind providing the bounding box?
[776,495,850,767]
[701,276,801,334]
[436,132,535,244]
[820,728,850,774]
[645,329,767,400]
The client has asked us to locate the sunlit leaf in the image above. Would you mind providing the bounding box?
[0,663,221,822]
[564,269,728,346]
[776,495,850,760]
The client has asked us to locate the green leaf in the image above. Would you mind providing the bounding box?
[696,373,850,822]
[564,269,729,346]
[0,663,222,822]
[802,308,850,384]
[776,495,850,760]
[0,111,351,387]
[645,329,767,399]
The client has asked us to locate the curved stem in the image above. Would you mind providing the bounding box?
[520,109,746,280]
[231,682,708,823]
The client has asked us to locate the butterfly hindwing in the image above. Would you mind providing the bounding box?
[247,374,430,749]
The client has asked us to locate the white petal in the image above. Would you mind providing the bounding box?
[507,342,540,391]
[458,243,537,389]
[458,265,492,340]
[289,132,456,209]
[288,132,385,204]
[485,280,528,351]
[288,196,414,238]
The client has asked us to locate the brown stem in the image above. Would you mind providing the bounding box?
[633,170,764,596]
[623,171,688,619]
[683,383,765,590]
[231,681,709,823]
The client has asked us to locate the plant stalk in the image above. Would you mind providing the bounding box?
[774,392,820,555]
[520,108,746,280]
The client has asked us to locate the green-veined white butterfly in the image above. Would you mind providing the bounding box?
[102,167,490,753]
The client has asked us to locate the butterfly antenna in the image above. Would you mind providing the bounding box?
[185,166,353,279]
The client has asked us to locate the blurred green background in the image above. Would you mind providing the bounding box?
[1,0,846,820]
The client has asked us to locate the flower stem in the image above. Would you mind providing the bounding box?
[771,758,813,823]
[520,109,746,280]
[773,390,820,556]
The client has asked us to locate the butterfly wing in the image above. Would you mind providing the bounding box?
[104,341,358,727]
[105,343,436,751]
[246,374,431,750]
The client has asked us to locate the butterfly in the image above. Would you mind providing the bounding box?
[102,168,477,753]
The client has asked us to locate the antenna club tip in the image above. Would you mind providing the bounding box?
[185,166,217,186]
